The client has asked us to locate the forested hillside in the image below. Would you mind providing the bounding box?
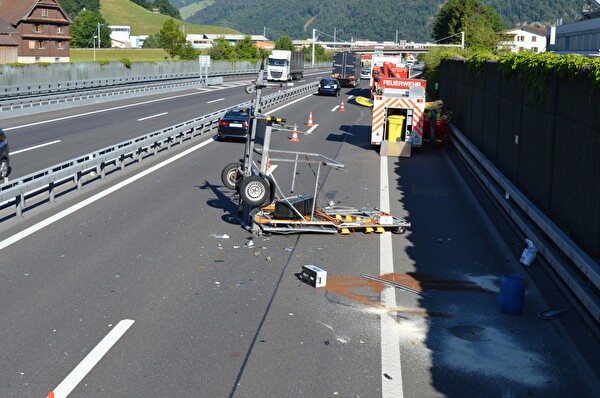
[184,0,582,41]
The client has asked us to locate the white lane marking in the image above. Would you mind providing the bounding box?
[137,112,167,121]
[0,137,215,251]
[380,155,404,397]
[263,92,315,115]
[331,106,340,112]
[3,82,250,132]
[207,98,224,104]
[10,140,61,155]
[348,95,355,100]
[306,124,318,135]
[51,319,135,398]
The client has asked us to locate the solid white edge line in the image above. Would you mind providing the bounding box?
[10,140,61,155]
[380,155,404,397]
[0,91,317,251]
[0,137,215,251]
[52,319,135,398]
[206,98,225,104]
[137,112,168,121]
[264,92,314,115]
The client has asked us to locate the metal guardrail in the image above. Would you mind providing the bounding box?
[449,123,600,328]
[0,64,330,116]
[0,81,319,218]
[0,78,207,113]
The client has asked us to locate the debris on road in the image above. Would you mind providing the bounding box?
[298,265,327,287]
[538,308,565,320]
[362,274,432,297]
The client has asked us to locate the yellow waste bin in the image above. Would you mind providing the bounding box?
[387,115,405,142]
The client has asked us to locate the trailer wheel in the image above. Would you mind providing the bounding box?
[221,162,242,190]
[239,176,270,207]
[392,226,406,234]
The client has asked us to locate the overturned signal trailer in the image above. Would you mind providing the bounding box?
[220,63,411,236]
[371,78,427,157]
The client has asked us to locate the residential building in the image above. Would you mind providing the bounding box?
[0,17,19,63]
[0,0,72,63]
[501,26,547,53]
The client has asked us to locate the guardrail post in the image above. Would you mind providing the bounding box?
[16,193,23,217]
[75,171,82,190]
[49,181,55,202]
[99,162,105,179]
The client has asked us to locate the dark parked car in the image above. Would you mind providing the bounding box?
[0,128,9,178]
[217,107,251,141]
[318,78,341,96]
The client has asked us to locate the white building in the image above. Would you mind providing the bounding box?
[547,17,600,56]
[109,25,131,48]
[130,35,148,49]
[501,26,547,53]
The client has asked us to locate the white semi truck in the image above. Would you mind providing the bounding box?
[266,50,304,81]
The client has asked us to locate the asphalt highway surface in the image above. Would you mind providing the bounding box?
[0,74,598,397]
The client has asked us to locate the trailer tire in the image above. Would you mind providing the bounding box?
[239,175,270,207]
[221,162,242,190]
[392,226,406,234]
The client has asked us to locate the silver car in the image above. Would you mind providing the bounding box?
[0,128,10,178]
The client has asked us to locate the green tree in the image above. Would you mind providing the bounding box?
[432,0,505,51]
[152,0,182,20]
[58,0,99,17]
[70,10,110,48]
[159,18,186,58]
[179,43,198,60]
[302,44,327,62]
[130,0,150,9]
[274,36,294,51]
[208,37,234,60]
[235,35,259,60]
[142,33,162,48]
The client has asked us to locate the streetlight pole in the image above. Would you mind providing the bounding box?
[312,29,316,67]
[93,35,97,61]
[333,27,336,49]
[97,23,101,49]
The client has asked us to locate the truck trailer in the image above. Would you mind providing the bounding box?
[267,50,304,81]
[332,52,361,87]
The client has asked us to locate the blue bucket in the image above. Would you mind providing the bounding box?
[499,273,526,315]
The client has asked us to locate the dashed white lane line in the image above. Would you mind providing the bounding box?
[306,124,319,135]
[4,82,252,132]
[137,112,168,121]
[51,319,135,398]
[331,106,339,112]
[380,155,404,397]
[10,140,61,155]
[207,98,224,104]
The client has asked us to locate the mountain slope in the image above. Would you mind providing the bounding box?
[99,0,238,35]
[184,0,582,42]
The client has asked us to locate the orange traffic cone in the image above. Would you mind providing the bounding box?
[306,111,314,127]
[290,124,299,142]
[339,100,346,112]
[48,393,55,398]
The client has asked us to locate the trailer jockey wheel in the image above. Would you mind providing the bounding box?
[239,175,270,207]
[221,162,242,190]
